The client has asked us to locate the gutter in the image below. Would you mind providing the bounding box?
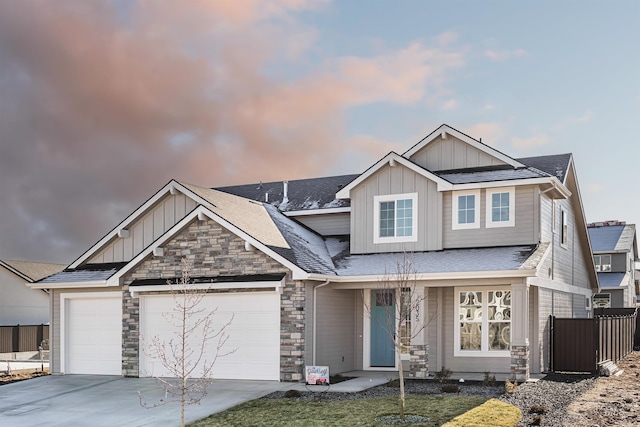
[312,279,331,365]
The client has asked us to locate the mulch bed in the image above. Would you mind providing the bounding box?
[0,370,49,386]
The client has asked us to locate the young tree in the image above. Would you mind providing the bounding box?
[364,252,435,420]
[139,258,235,427]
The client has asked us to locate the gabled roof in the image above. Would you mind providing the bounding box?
[588,222,637,254]
[329,244,544,279]
[435,165,549,184]
[597,272,628,288]
[335,152,453,199]
[37,262,126,285]
[403,124,525,169]
[216,174,358,212]
[517,153,572,184]
[0,259,66,282]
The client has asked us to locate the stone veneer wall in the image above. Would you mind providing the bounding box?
[408,344,428,379]
[121,218,305,381]
[510,344,530,381]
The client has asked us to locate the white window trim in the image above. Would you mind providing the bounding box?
[453,286,511,358]
[452,189,480,230]
[485,187,515,228]
[373,193,418,244]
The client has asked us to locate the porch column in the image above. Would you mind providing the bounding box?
[510,282,530,381]
[409,287,428,379]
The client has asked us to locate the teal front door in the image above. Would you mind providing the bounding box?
[370,290,396,367]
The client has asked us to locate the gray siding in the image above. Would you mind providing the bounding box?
[350,164,442,254]
[315,287,357,374]
[88,193,197,264]
[0,268,49,325]
[442,185,539,248]
[409,135,507,171]
[550,198,591,289]
[294,212,350,236]
[611,253,627,272]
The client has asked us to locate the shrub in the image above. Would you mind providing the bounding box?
[434,366,452,383]
[505,379,518,394]
[284,389,301,398]
[528,405,546,414]
[441,384,460,393]
[483,371,496,387]
[531,415,543,425]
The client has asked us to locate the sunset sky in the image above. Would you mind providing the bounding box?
[1,0,639,264]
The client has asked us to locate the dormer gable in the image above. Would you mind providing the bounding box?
[336,152,452,200]
[404,124,524,171]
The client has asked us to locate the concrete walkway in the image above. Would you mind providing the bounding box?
[0,375,287,426]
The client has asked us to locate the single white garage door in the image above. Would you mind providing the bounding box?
[65,296,122,375]
[139,291,280,381]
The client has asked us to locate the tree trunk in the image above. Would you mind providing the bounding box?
[397,326,405,420]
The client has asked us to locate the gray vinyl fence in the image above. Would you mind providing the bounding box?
[0,324,49,353]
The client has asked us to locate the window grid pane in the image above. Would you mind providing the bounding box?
[491,192,510,222]
[396,199,413,237]
[458,195,475,224]
[379,201,395,237]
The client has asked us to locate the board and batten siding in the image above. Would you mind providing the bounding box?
[442,185,539,249]
[350,164,442,254]
[87,193,197,264]
[50,287,122,374]
[408,134,507,171]
[315,287,357,374]
[294,212,350,236]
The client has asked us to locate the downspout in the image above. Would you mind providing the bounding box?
[312,279,331,365]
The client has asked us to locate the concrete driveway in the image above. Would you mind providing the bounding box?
[0,375,286,426]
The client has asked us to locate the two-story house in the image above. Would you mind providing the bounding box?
[588,221,638,308]
[30,124,597,381]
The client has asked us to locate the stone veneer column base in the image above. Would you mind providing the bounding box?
[408,344,428,379]
[510,344,530,381]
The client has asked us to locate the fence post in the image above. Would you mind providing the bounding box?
[549,315,553,372]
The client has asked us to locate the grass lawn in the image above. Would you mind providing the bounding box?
[190,394,519,427]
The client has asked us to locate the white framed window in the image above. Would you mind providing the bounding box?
[452,190,480,230]
[373,193,418,244]
[486,187,515,228]
[454,287,511,357]
[595,254,612,272]
[560,208,568,247]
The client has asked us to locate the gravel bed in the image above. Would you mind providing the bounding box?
[499,373,597,426]
[264,375,599,426]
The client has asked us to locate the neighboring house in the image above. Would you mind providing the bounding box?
[0,259,65,325]
[29,124,597,381]
[587,221,639,308]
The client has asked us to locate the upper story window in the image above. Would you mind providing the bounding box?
[452,190,480,230]
[560,208,568,247]
[486,187,515,228]
[595,254,612,272]
[373,193,418,244]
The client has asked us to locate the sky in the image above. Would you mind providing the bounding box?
[0,0,639,264]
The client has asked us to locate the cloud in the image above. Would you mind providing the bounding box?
[441,99,458,110]
[587,183,605,193]
[467,123,504,146]
[484,48,526,61]
[0,1,467,262]
[552,110,595,131]
[512,135,550,149]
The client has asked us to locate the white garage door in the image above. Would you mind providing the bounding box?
[65,296,122,375]
[140,291,280,381]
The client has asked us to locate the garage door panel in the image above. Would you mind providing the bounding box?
[140,292,280,380]
[66,297,122,375]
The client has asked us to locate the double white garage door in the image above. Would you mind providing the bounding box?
[63,291,280,380]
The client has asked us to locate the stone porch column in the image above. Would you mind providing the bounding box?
[510,282,530,381]
[409,287,428,378]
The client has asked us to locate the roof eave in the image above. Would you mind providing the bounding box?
[306,269,536,283]
[27,280,109,290]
